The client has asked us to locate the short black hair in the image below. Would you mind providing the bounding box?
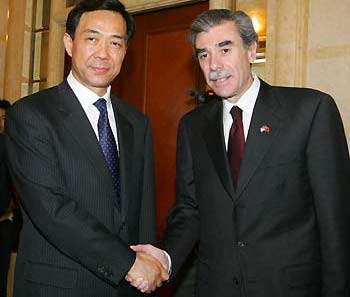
[0,99,11,110]
[66,0,135,44]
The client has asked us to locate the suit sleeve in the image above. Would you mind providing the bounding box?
[5,103,136,286]
[160,117,199,278]
[306,94,350,296]
[138,118,157,244]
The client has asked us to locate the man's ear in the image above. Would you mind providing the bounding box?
[247,41,257,64]
[63,33,73,57]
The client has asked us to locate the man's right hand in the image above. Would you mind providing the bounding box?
[130,244,170,271]
[126,251,169,293]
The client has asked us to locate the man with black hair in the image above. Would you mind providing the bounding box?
[5,1,168,296]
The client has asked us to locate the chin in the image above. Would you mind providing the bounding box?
[91,80,112,87]
[213,90,232,98]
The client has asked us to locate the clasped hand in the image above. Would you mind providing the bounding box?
[125,244,169,293]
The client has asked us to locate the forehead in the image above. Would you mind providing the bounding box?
[77,10,126,35]
[195,21,241,49]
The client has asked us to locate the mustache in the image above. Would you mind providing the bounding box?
[209,70,231,81]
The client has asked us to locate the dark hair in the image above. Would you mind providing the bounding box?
[66,0,135,44]
[189,9,258,50]
[0,99,11,110]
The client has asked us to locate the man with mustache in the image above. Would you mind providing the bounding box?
[130,9,350,297]
[5,1,168,296]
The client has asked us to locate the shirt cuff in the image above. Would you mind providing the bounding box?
[163,250,172,275]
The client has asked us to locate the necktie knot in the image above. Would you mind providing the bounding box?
[94,98,107,113]
[230,106,242,121]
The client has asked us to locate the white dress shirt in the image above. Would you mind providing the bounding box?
[67,72,119,149]
[222,73,260,149]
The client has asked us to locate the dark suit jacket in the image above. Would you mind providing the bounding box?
[5,81,157,297]
[0,134,10,215]
[161,80,350,297]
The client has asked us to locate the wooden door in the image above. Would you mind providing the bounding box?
[113,1,208,238]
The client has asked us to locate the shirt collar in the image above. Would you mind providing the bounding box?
[222,72,260,117]
[67,71,112,110]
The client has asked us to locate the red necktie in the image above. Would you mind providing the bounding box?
[228,106,245,189]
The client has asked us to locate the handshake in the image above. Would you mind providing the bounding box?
[125,244,170,293]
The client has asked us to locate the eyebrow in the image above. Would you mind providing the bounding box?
[195,40,233,56]
[218,40,233,47]
[195,48,206,56]
[83,29,125,40]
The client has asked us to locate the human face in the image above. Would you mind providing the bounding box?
[64,10,127,96]
[195,21,257,103]
[0,108,5,134]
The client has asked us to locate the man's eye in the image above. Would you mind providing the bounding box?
[222,48,230,54]
[198,53,208,60]
[87,37,96,42]
[111,41,122,48]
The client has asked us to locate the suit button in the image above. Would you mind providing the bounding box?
[233,277,241,286]
[237,241,246,248]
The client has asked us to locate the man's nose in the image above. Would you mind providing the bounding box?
[95,41,109,58]
[209,54,222,71]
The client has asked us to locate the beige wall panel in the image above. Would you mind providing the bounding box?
[47,0,66,87]
[3,0,27,102]
[307,0,350,143]
[209,0,232,9]
[0,0,10,98]
[265,0,309,87]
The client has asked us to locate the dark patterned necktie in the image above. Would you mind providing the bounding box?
[228,106,245,189]
[94,98,121,210]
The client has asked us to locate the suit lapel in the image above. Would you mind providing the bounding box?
[203,101,236,200]
[111,98,134,220]
[235,81,282,201]
[57,81,114,190]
